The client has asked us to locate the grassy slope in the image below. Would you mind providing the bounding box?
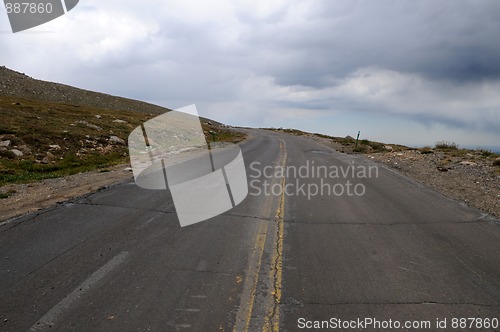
[0,95,245,187]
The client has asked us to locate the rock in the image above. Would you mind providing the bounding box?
[124,167,133,171]
[437,166,449,172]
[10,149,23,157]
[101,145,113,153]
[109,136,125,145]
[89,124,103,131]
[41,151,55,164]
[384,145,394,152]
[112,119,128,124]
[75,120,103,131]
[95,115,102,119]
[19,145,31,154]
[460,161,478,166]
[0,140,11,147]
[49,144,61,150]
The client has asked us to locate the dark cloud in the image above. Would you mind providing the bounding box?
[1,0,499,145]
[239,0,500,87]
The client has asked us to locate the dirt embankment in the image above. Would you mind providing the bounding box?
[0,165,133,223]
[369,149,500,219]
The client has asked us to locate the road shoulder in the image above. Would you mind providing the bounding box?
[0,165,133,223]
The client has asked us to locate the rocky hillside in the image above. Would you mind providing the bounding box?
[0,67,245,188]
[0,94,154,187]
[0,66,168,114]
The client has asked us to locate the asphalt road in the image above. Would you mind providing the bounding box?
[0,129,499,331]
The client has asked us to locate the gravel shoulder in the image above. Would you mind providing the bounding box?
[0,165,133,223]
[369,149,499,219]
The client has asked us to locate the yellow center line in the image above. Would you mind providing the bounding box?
[233,138,287,332]
[233,218,269,332]
[264,139,287,332]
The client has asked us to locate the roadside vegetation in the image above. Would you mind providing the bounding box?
[0,95,244,186]
[434,141,459,150]
[432,141,499,168]
[265,127,403,153]
[266,127,500,174]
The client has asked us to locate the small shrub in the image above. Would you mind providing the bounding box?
[339,137,355,145]
[0,127,16,135]
[480,150,494,157]
[353,146,367,153]
[450,149,468,157]
[313,133,334,139]
[283,128,305,136]
[0,149,14,158]
[493,159,500,167]
[367,141,386,152]
[419,146,435,154]
[435,141,458,150]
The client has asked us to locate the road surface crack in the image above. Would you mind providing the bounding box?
[285,218,496,226]
[268,218,283,331]
[265,139,287,332]
[165,266,232,276]
[302,301,500,307]
[74,200,174,214]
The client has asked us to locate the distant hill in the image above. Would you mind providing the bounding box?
[0,66,169,114]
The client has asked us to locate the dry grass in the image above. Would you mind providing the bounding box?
[435,141,459,150]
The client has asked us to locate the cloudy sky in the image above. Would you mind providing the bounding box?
[1,0,499,148]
